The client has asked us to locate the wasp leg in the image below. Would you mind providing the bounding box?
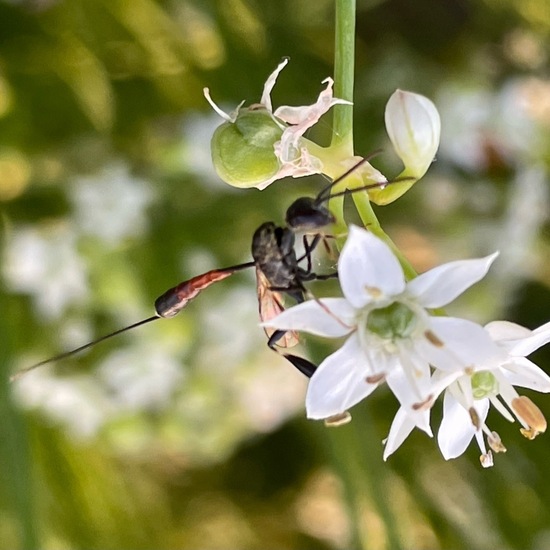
[297,234,338,274]
[282,353,317,378]
[299,234,322,274]
[267,329,317,378]
[308,271,338,281]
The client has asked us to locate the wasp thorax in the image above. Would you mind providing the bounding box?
[211,108,283,188]
[285,197,335,231]
[366,302,417,340]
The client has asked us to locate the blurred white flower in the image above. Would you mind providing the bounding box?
[437,79,547,172]
[13,368,112,439]
[98,344,185,411]
[70,162,154,245]
[3,223,89,319]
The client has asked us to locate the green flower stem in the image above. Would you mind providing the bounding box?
[351,191,418,280]
[330,0,356,234]
[325,0,418,279]
[311,3,408,550]
[331,0,355,155]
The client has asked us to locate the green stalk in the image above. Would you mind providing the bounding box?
[328,0,356,236]
[316,3,405,550]
[331,0,355,155]
[351,190,418,280]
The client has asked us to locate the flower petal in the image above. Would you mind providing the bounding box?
[363,345,401,378]
[383,407,422,461]
[430,368,463,401]
[260,298,355,337]
[484,320,532,342]
[338,226,405,308]
[407,252,499,308]
[274,77,351,166]
[417,317,505,371]
[305,334,378,419]
[502,357,550,392]
[509,321,550,357]
[260,58,289,112]
[273,77,351,125]
[438,392,488,459]
[385,90,441,179]
[386,350,430,414]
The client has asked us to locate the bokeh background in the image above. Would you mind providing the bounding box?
[1,0,550,549]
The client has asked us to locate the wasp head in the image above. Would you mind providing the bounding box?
[285,197,335,232]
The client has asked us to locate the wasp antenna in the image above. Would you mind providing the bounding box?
[327,175,415,201]
[316,149,383,204]
[10,315,161,382]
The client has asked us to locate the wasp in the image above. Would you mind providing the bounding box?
[12,158,404,381]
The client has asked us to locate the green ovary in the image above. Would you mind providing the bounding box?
[366,302,417,341]
[471,371,499,399]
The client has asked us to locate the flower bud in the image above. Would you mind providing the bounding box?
[369,90,441,205]
[210,107,284,188]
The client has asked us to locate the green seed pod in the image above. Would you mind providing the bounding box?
[211,107,284,188]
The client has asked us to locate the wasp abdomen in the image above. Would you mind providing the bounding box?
[154,269,235,318]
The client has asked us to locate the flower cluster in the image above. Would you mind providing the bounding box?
[262,226,550,467]
[205,60,550,468]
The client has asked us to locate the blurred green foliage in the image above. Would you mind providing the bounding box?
[1,0,550,549]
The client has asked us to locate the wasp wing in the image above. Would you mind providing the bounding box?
[256,267,300,348]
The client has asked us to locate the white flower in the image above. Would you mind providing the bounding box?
[385,89,441,180]
[437,320,550,467]
[70,162,154,245]
[368,90,441,205]
[3,224,89,320]
[204,58,352,189]
[262,225,504,421]
[382,368,461,461]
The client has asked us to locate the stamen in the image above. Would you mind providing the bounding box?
[487,431,507,453]
[469,406,481,430]
[512,396,547,439]
[324,411,352,427]
[364,286,383,299]
[365,373,386,384]
[412,394,435,411]
[424,330,444,348]
[488,396,515,423]
[480,451,494,468]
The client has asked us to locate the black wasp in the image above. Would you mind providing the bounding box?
[13,157,402,381]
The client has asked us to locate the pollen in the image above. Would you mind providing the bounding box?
[324,411,352,427]
[513,396,547,439]
[365,373,386,384]
[480,451,494,468]
[364,285,383,299]
[469,406,481,430]
[487,431,507,453]
[424,330,444,348]
[412,394,435,411]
